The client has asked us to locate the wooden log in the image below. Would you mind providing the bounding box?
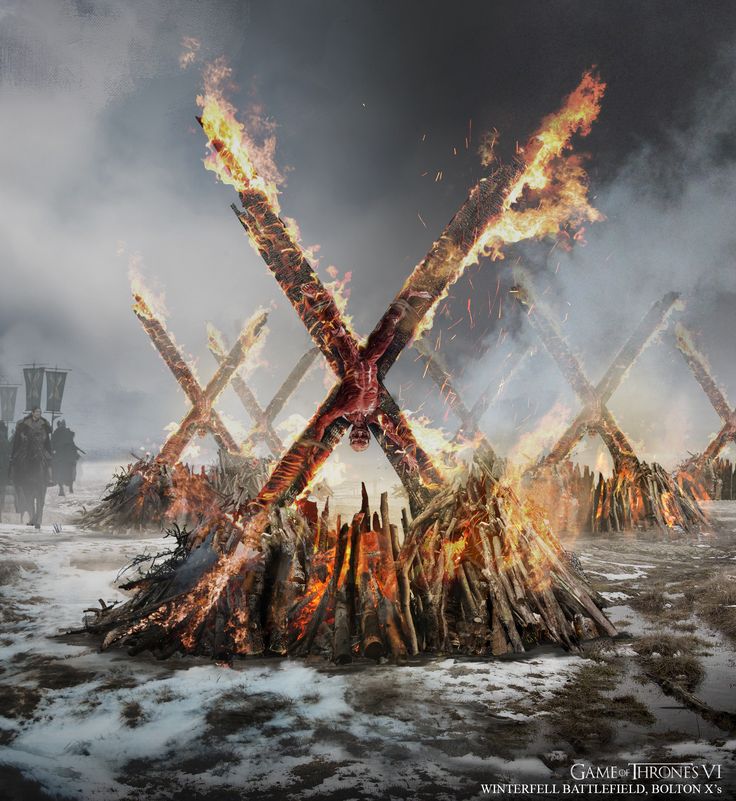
[411,521,441,650]
[477,527,525,652]
[265,545,298,655]
[348,511,363,630]
[389,523,401,562]
[401,507,410,539]
[332,522,353,664]
[375,495,408,662]
[356,526,384,660]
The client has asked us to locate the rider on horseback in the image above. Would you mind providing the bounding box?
[10,407,52,529]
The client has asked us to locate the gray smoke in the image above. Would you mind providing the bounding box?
[1,0,734,476]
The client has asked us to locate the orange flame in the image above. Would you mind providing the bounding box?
[128,255,168,321]
[465,70,605,266]
[323,267,354,336]
[404,412,474,479]
[197,58,284,210]
[443,529,471,566]
[288,545,335,643]
[418,70,605,336]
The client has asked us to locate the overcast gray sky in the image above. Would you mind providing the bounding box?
[1,0,735,475]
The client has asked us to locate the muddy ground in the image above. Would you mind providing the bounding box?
[0,466,735,800]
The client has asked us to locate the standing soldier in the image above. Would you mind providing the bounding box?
[51,420,81,496]
[0,421,10,521]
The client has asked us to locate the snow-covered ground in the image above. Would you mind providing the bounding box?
[1,465,736,800]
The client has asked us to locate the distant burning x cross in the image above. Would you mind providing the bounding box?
[676,323,736,465]
[207,324,320,457]
[512,272,681,474]
[132,290,267,463]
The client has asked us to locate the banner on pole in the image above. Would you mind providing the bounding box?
[23,367,45,412]
[45,370,68,414]
[0,385,18,422]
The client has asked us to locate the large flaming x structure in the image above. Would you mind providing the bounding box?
[511,270,680,475]
[675,323,736,466]
[196,69,605,520]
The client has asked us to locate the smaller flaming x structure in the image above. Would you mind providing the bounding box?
[511,270,680,475]
[675,323,736,465]
[132,292,267,464]
[208,324,319,457]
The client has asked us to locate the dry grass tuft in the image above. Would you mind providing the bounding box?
[696,571,736,640]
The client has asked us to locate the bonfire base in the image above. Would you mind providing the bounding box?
[83,462,616,663]
[677,456,736,502]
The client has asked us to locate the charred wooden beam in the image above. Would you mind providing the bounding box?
[675,323,736,463]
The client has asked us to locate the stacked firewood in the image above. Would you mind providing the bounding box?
[590,461,707,533]
[524,462,596,534]
[677,456,735,502]
[526,460,708,534]
[212,450,273,505]
[77,454,271,532]
[83,462,616,661]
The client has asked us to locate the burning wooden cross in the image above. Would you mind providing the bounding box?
[207,323,319,457]
[413,337,502,472]
[229,202,446,514]
[511,272,680,474]
[228,165,523,514]
[675,323,736,464]
[196,69,604,518]
[132,292,268,464]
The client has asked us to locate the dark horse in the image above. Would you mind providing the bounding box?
[11,411,52,529]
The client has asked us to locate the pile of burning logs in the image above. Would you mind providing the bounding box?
[677,457,736,502]
[83,461,616,661]
[527,460,708,534]
[77,453,271,532]
[587,461,707,533]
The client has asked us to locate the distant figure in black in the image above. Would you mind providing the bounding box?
[51,419,81,496]
[0,421,10,522]
[10,407,52,529]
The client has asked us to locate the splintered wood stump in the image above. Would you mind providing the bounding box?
[84,463,617,661]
